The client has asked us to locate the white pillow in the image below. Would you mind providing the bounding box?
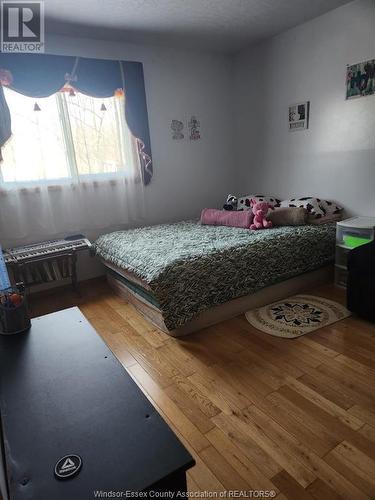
[319,200,343,216]
[279,197,325,219]
[237,194,281,211]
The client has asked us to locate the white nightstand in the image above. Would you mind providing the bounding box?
[335,217,375,288]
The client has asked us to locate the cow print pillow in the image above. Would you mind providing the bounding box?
[237,194,281,211]
[319,200,343,216]
[279,197,325,219]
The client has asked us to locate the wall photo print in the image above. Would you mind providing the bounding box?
[171,120,184,140]
[288,101,309,131]
[346,59,375,99]
[188,116,201,140]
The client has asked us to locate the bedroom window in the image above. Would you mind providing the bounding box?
[0,87,139,185]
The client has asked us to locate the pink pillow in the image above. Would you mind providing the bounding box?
[200,208,253,229]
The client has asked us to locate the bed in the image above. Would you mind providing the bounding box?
[94,221,336,336]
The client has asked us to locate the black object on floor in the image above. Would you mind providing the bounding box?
[0,308,194,500]
[347,240,375,322]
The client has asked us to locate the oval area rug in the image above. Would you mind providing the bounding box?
[245,294,351,338]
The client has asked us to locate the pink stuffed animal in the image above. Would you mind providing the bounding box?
[250,199,273,230]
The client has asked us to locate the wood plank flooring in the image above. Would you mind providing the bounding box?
[28,278,375,499]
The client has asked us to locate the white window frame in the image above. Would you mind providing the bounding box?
[1,89,133,187]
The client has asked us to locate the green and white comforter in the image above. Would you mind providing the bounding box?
[94,221,336,330]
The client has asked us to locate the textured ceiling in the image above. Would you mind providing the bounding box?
[45,0,353,53]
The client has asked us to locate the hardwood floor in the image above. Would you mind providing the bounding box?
[29,278,375,499]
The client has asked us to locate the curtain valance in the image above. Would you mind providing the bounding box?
[0,53,153,185]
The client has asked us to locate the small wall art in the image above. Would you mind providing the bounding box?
[346,59,375,100]
[188,116,201,140]
[288,101,309,132]
[171,120,184,140]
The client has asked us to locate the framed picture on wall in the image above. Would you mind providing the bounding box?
[288,101,309,131]
[346,59,375,100]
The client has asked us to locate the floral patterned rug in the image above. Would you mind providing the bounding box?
[245,294,350,338]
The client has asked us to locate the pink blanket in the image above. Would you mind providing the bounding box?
[200,208,253,229]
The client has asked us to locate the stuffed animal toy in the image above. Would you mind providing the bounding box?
[250,199,273,230]
[223,194,238,211]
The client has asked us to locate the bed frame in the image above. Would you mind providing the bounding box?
[105,260,333,337]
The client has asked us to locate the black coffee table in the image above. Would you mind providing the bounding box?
[0,307,194,500]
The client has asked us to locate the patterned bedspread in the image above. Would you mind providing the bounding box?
[94,221,336,330]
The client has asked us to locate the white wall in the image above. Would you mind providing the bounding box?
[26,34,236,281]
[234,0,375,216]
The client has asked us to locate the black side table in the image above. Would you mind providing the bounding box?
[0,308,194,500]
[347,240,375,322]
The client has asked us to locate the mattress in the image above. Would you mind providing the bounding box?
[94,221,336,330]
